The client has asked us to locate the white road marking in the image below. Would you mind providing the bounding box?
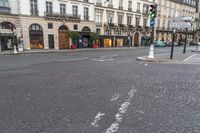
[110,93,120,102]
[105,87,137,133]
[140,52,179,58]
[183,54,197,62]
[90,58,114,62]
[58,57,89,62]
[91,112,105,127]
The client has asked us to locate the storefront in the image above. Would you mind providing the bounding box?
[0,22,16,51]
[58,25,69,49]
[29,24,44,49]
[78,27,92,48]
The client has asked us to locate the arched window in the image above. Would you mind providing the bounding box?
[0,22,15,29]
[29,24,42,31]
[58,25,68,31]
[82,27,91,32]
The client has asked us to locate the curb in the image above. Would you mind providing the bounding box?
[191,50,200,53]
[0,47,143,55]
[136,56,164,62]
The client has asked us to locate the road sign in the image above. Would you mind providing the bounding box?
[150,18,155,27]
[170,21,192,29]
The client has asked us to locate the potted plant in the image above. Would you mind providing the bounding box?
[66,30,79,49]
[91,32,98,48]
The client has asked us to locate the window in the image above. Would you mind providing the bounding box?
[72,5,78,16]
[60,4,66,15]
[96,12,102,23]
[107,12,113,23]
[84,7,89,21]
[137,3,140,12]
[48,23,53,29]
[118,15,123,24]
[73,24,78,30]
[143,5,148,14]
[135,17,140,26]
[119,0,123,9]
[128,1,132,11]
[84,0,89,2]
[127,16,132,25]
[29,24,42,31]
[30,0,38,16]
[46,2,52,14]
[143,18,147,27]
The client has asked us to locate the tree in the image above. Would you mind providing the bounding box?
[91,32,98,44]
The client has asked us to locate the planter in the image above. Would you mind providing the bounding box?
[92,44,97,48]
[71,44,77,49]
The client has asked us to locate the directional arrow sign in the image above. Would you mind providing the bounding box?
[150,18,155,27]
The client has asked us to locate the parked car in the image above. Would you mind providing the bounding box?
[189,41,197,46]
[166,42,178,47]
[154,41,166,47]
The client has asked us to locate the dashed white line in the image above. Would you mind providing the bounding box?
[110,93,120,102]
[91,112,105,127]
[57,57,89,62]
[105,87,137,133]
[183,54,197,62]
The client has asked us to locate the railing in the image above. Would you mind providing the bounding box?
[119,6,123,10]
[30,10,39,16]
[108,4,113,8]
[96,22,102,27]
[84,16,89,21]
[96,2,102,6]
[136,10,140,13]
[128,8,132,12]
[0,6,11,14]
[44,11,81,21]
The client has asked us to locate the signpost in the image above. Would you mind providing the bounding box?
[169,16,193,59]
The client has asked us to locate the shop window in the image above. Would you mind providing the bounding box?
[104,38,112,47]
[116,38,123,47]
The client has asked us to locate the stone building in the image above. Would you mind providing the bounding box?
[0,0,95,52]
[155,0,197,44]
[94,0,154,47]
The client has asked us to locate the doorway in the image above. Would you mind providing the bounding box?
[48,34,54,49]
[134,33,139,46]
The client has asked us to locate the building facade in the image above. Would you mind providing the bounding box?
[0,0,95,52]
[95,0,154,47]
[155,0,197,45]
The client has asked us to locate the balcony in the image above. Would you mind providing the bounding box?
[119,6,123,10]
[0,6,11,14]
[84,16,89,21]
[44,12,81,22]
[108,4,113,8]
[128,8,132,12]
[96,2,102,7]
[136,10,140,13]
[30,10,39,16]
[96,22,102,27]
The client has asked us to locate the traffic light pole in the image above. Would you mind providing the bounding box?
[183,28,188,54]
[170,29,176,59]
[148,26,155,58]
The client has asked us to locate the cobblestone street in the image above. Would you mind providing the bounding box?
[0,48,200,133]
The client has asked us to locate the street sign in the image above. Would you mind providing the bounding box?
[170,21,192,29]
[150,18,155,27]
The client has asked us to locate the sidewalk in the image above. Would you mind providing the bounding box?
[0,47,138,55]
[136,52,196,63]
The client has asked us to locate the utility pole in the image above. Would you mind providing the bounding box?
[170,29,176,59]
[17,0,24,51]
[183,28,188,54]
[148,4,157,58]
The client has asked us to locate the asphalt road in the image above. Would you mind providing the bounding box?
[0,46,200,133]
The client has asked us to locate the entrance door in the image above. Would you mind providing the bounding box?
[48,34,54,49]
[134,33,139,46]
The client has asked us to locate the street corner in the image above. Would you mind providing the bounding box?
[191,50,200,53]
[136,56,163,62]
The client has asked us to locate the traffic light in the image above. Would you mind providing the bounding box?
[149,4,157,18]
